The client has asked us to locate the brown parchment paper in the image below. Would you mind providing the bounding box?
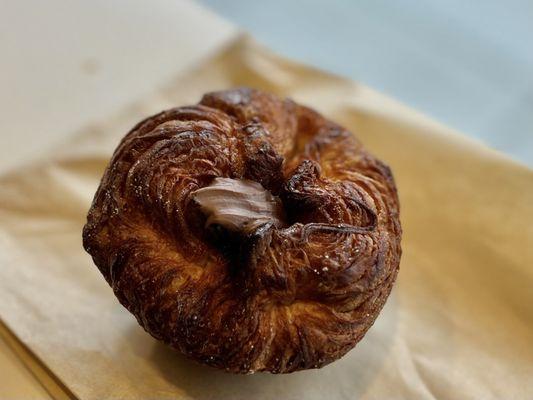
[0,35,532,400]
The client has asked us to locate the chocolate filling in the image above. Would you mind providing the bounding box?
[192,177,286,236]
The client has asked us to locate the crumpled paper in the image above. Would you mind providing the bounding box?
[0,34,531,400]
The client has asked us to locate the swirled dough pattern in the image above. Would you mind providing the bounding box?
[83,88,402,373]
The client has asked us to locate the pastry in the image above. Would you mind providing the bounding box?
[83,88,402,373]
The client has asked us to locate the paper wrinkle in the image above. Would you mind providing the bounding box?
[396,338,438,400]
[0,34,532,399]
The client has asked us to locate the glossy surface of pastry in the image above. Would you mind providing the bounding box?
[83,88,402,373]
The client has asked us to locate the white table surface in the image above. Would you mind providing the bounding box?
[200,0,533,166]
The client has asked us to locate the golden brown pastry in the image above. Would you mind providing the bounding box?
[83,88,401,373]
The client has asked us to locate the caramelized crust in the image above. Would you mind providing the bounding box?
[83,88,402,373]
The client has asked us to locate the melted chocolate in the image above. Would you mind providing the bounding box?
[192,177,285,234]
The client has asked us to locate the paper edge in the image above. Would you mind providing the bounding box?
[0,319,76,400]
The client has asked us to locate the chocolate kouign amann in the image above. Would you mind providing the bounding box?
[83,88,402,373]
